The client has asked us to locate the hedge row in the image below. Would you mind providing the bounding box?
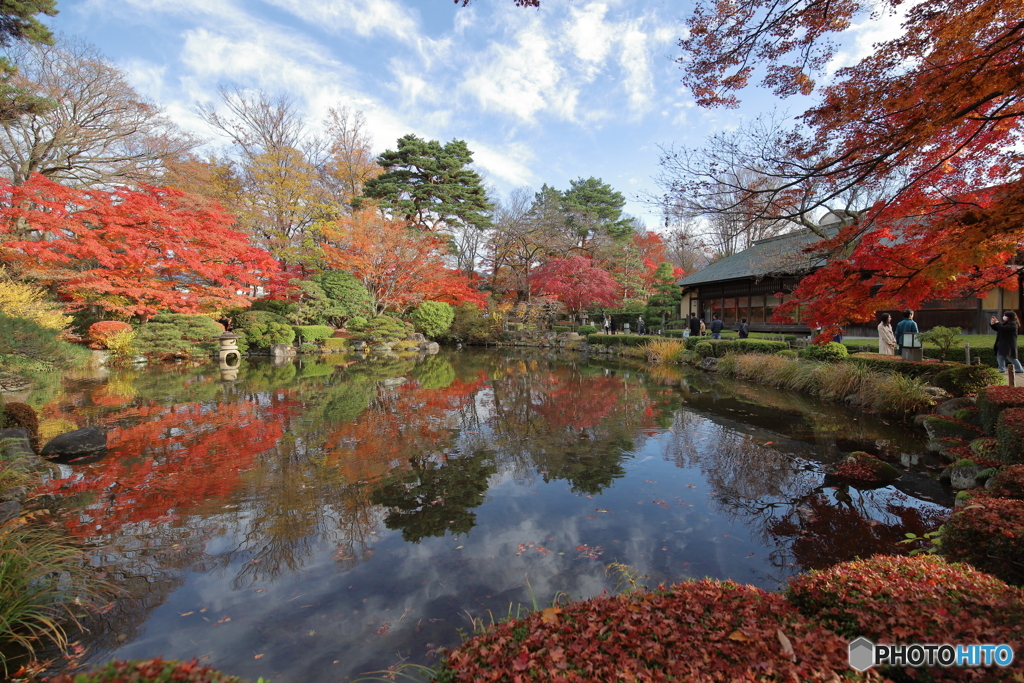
[292,325,334,343]
[586,333,649,347]
[847,352,946,378]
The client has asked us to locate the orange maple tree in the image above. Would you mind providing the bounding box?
[320,208,487,314]
[0,174,278,318]
[673,0,1024,331]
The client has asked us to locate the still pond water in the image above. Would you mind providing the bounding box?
[38,349,951,681]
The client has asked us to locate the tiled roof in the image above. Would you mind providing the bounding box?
[676,227,834,287]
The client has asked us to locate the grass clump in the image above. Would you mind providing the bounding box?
[643,338,686,365]
[717,353,933,417]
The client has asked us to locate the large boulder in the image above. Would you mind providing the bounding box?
[948,463,983,490]
[41,427,107,459]
[935,396,977,418]
[419,341,440,355]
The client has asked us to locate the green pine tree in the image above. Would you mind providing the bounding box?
[361,134,492,232]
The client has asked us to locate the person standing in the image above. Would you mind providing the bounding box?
[877,313,897,356]
[991,310,1024,373]
[894,309,918,356]
[710,313,724,339]
[699,318,706,336]
[602,315,610,335]
[688,312,701,338]
[610,317,617,335]
[737,317,749,338]
[637,316,646,335]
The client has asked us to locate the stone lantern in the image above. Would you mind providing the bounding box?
[215,332,243,379]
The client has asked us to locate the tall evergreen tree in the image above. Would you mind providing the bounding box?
[0,0,58,121]
[561,177,633,249]
[362,134,492,233]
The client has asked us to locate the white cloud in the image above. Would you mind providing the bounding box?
[467,140,537,187]
[262,0,420,43]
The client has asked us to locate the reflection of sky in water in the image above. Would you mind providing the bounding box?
[39,352,949,682]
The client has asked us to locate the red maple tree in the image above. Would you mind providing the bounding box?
[0,175,279,318]
[528,256,620,316]
[320,208,487,314]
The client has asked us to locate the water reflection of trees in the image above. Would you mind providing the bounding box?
[660,401,948,581]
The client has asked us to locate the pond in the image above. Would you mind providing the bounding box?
[35,349,951,681]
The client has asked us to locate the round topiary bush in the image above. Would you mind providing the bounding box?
[786,555,1024,680]
[87,321,133,349]
[410,301,455,338]
[347,316,414,344]
[47,658,247,682]
[693,341,714,359]
[801,342,848,363]
[244,321,295,349]
[577,324,597,335]
[438,580,854,682]
[231,309,289,330]
[931,365,1004,397]
[940,497,1024,586]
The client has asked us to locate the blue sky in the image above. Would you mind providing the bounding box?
[46,0,899,225]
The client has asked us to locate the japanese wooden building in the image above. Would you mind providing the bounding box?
[676,224,1019,337]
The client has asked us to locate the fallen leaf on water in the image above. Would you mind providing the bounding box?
[727,630,754,642]
[179,612,193,617]
[594,509,611,513]
[254,589,266,593]
[764,441,774,445]
[254,654,264,660]
[199,608,208,613]
[455,545,463,549]
[686,484,697,489]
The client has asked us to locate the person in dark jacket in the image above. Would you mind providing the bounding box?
[991,310,1024,373]
[710,313,724,339]
[688,313,701,337]
[737,317,749,338]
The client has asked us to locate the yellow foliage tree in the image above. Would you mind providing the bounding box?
[0,269,71,329]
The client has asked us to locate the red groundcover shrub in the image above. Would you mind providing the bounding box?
[941,498,1024,587]
[988,465,1024,500]
[977,386,1024,434]
[438,580,881,682]
[46,658,244,682]
[87,321,133,349]
[787,555,1024,681]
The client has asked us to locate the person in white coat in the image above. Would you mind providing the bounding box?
[877,313,897,356]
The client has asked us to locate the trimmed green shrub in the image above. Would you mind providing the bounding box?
[995,408,1024,465]
[730,338,788,354]
[941,497,1024,586]
[919,325,963,361]
[786,555,1024,649]
[931,365,1004,397]
[249,297,299,319]
[777,349,797,358]
[231,309,288,330]
[0,310,89,371]
[552,325,571,333]
[47,658,253,683]
[322,337,350,352]
[577,324,597,335]
[316,270,373,319]
[136,315,223,361]
[978,386,1024,434]
[846,352,944,379]
[410,301,454,338]
[586,333,648,347]
[693,341,714,359]
[291,325,334,344]
[243,322,295,349]
[800,341,848,363]
[347,316,414,344]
